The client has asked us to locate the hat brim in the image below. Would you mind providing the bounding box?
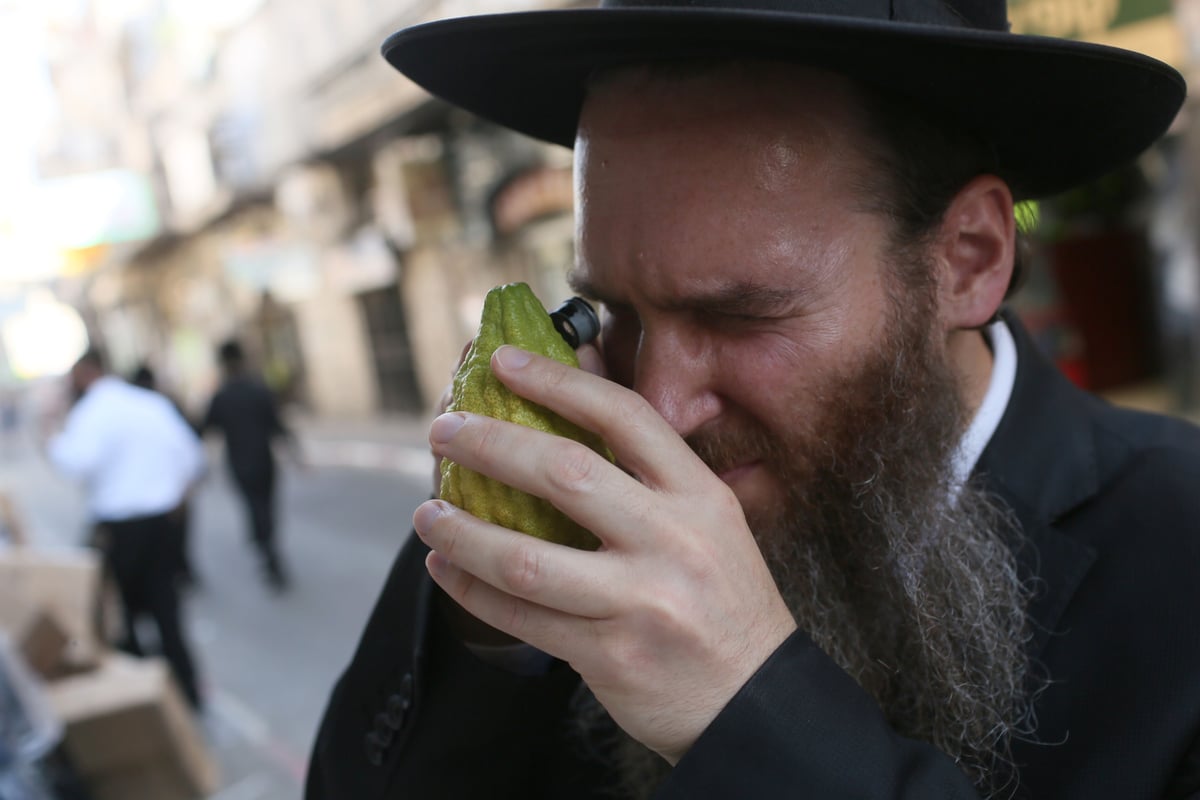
[382,8,1185,198]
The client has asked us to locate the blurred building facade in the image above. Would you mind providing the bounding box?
[21,0,1200,418]
[31,0,580,420]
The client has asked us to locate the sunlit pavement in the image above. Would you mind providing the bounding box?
[1,417,436,800]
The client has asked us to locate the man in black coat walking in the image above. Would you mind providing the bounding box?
[203,340,295,590]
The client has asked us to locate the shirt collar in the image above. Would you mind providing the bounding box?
[952,318,1017,488]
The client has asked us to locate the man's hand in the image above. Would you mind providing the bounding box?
[428,341,609,647]
[432,340,606,495]
[412,344,797,764]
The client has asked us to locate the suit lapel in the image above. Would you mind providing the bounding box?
[975,311,1099,658]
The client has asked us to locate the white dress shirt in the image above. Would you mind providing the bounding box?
[49,376,206,522]
[951,317,1018,489]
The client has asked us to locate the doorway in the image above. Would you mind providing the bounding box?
[357,284,423,413]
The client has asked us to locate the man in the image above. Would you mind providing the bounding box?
[48,349,206,708]
[131,362,202,588]
[202,339,295,590]
[308,0,1200,797]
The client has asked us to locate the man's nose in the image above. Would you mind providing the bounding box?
[631,326,721,439]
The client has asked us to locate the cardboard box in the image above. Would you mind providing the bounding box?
[0,545,102,669]
[14,607,71,680]
[44,651,219,799]
[87,762,210,800]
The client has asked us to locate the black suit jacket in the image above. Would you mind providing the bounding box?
[203,374,290,487]
[307,313,1200,799]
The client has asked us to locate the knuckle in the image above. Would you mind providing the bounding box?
[589,619,639,678]
[473,417,505,458]
[500,542,543,594]
[609,608,671,673]
[710,483,745,521]
[605,635,646,676]
[504,597,529,633]
[620,393,659,436]
[547,442,600,494]
[539,359,574,394]
[454,568,478,604]
[669,532,720,584]
[438,517,461,561]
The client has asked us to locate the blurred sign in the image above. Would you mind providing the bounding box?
[61,245,109,278]
[222,239,320,303]
[21,170,160,250]
[1010,0,1182,66]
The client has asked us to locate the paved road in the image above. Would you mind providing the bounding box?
[1,420,435,800]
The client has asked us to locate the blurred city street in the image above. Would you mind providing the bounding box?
[0,0,1199,797]
[0,412,436,800]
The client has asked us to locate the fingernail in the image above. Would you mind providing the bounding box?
[494,346,532,370]
[430,413,466,444]
[426,550,448,578]
[413,500,446,533]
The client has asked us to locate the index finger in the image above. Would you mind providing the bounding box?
[489,346,711,493]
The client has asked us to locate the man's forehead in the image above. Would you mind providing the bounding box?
[574,61,875,212]
[575,62,872,173]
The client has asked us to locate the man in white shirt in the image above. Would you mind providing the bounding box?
[49,349,207,709]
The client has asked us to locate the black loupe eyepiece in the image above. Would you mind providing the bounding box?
[549,297,600,349]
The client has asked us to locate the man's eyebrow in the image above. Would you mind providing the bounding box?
[567,272,802,316]
[672,283,802,317]
[567,272,610,304]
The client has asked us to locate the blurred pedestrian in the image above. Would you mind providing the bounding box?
[0,389,20,458]
[201,339,297,591]
[47,349,206,709]
[129,363,203,590]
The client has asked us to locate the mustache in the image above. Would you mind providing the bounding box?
[685,421,783,476]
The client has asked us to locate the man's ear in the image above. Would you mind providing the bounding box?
[934,175,1015,330]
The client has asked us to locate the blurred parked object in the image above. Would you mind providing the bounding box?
[0,544,103,674]
[0,527,219,796]
[45,651,219,800]
[0,530,218,797]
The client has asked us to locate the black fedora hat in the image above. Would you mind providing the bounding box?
[382,0,1186,199]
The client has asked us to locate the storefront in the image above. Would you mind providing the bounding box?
[1007,0,1196,401]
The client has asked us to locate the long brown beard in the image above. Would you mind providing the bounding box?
[572,288,1034,799]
